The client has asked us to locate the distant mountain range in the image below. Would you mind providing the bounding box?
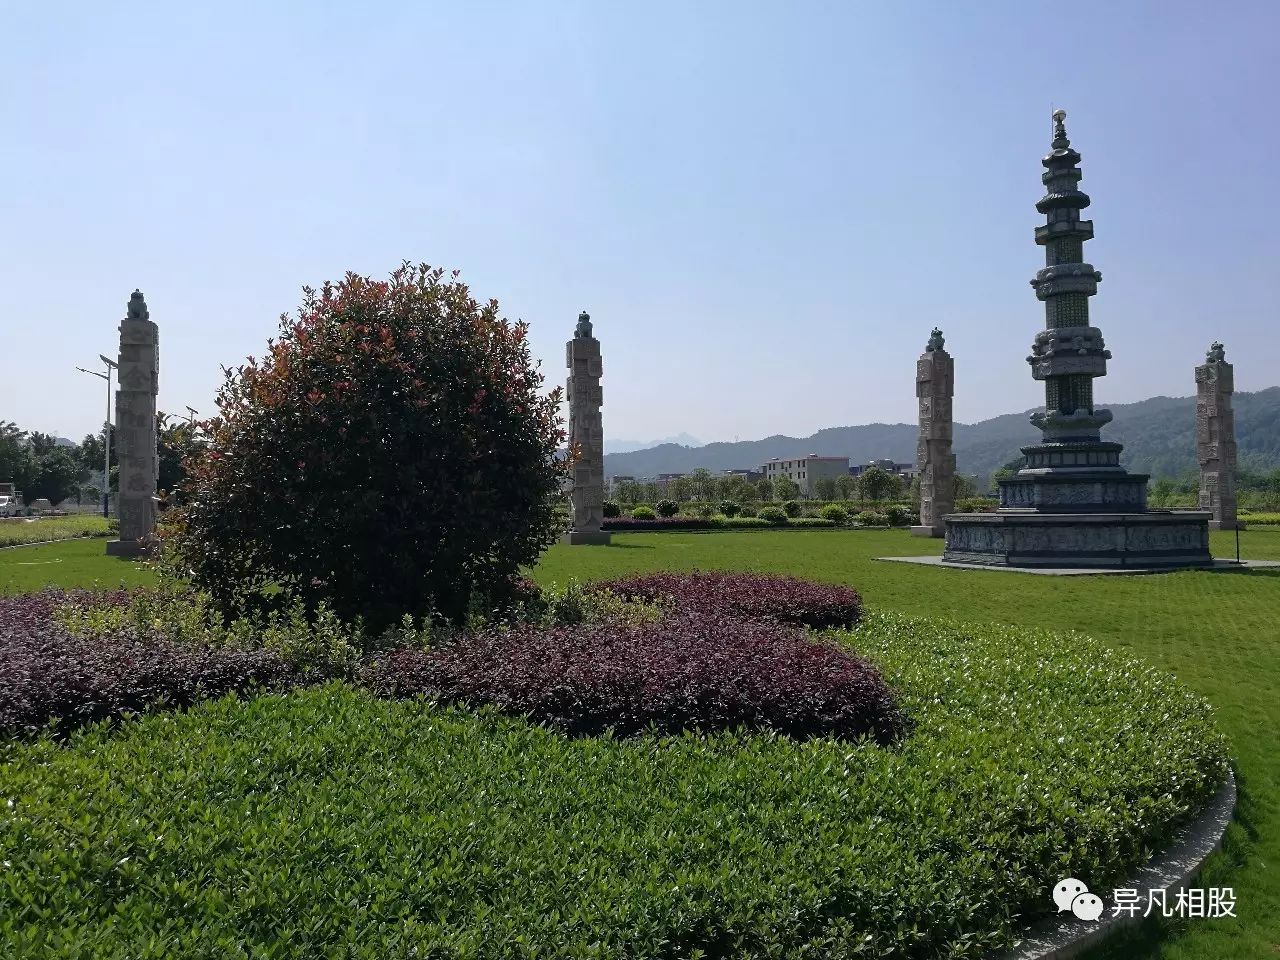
[605,433,704,455]
[603,387,1280,482]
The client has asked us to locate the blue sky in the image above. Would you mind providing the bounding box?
[3,1,1276,444]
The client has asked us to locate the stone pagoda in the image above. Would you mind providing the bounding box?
[943,112,1211,568]
[1195,342,1240,530]
[563,310,610,545]
[911,327,956,538]
[106,290,160,557]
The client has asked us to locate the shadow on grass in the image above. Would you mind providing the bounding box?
[1206,566,1280,578]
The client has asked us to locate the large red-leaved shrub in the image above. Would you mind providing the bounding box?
[166,264,567,630]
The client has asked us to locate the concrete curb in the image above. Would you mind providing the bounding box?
[995,770,1236,959]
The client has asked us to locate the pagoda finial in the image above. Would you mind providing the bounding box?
[1207,341,1226,363]
[1051,109,1069,150]
[575,310,593,339]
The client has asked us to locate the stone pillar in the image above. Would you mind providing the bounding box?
[1195,342,1240,530]
[563,311,610,545]
[911,327,956,538]
[106,290,159,556]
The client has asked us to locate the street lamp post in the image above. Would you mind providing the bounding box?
[75,355,118,518]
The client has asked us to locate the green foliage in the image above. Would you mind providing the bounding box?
[858,466,900,503]
[719,499,740,517]
[601,500,621,518]
[25,449,85,506]
[737,503,758,518]
[758,506,788,525]
[0,423,91,507]
[819,504,849,524]
[856,509,887,526]
[630,505,657,520]
[156,413,206,498]
[694,503,716,518]
[0,614,1226,958]
[782,499,802,518]
[654,499,678,518]
[0,516,112,547]
[57,587,362,678]
[789,517,837,527]
[0,421,29,489]
[723,516,769,528]
[813,476,839,502]
[165,264,566,631]
[1243,512,1280,525]
[771,475,801,501]
[884,504,913,527]
[527,579,666,627]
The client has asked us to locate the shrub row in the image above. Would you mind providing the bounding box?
[601,514,839,531]
[596,571,863,630]
[365,572,875,738]
[361,610,904,741]
[1239,512,1280,525]
[0,515,114,548]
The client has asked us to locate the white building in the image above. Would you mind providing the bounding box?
[759,455,850,496]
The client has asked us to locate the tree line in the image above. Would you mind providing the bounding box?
[612,466,980,506]
[0,416,202,507]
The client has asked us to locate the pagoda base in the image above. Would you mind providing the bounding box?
[998,470,1149,512]
[1208,520,1245,531]
[910,524,944,538]
[562,529,612,546]
[942,511,1211,569]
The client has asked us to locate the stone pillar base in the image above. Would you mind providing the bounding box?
[909,525,944,538]
[105,539,148,557]
[1209,520,1245,531]
[562,529,612,546]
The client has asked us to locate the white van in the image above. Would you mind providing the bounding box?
[0,495,23,517]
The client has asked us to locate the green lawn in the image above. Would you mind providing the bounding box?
[0,537,157,594]
[2,527,1277,957]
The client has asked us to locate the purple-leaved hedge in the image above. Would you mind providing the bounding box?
[0,592,297,738]
[594,571,864,630]
[361,610,906,741]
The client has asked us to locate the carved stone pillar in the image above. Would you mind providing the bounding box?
[107,290,159,556]
[563,311,610,545]
[1195,342,1241,530]
[911,329,956,537]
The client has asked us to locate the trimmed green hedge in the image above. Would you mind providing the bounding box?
[0,516,113,548]
[1241,512,1280,525]
[0,614,1227,958]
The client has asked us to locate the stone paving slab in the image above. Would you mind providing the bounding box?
[876,556,1280,576]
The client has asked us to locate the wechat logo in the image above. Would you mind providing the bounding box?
[1053,878,1105,921]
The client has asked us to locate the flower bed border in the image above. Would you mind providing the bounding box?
[998,769,1236,959]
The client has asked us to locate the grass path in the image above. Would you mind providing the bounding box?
[3,527,1277,957]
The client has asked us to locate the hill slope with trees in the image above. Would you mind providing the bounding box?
[603,387,1280,483]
